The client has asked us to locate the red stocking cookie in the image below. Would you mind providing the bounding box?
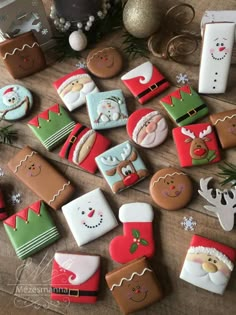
[109,203,154,264]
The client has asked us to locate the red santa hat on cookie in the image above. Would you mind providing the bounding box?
[188,235,236,271]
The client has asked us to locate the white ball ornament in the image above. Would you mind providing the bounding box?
[69,30,88,51]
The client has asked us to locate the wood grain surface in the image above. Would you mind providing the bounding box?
[0,0,236,314]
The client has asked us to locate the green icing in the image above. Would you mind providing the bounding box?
[192,150,216,166]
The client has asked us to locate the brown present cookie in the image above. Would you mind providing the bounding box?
[0,31,46,79]
[8,146,74,210]
[210,109,236,149]
[106,257,162,314]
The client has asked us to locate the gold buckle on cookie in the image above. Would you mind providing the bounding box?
[70,136,77,144]
[69,289,79,297]
[150,83,158,91]
[187,109,197,117]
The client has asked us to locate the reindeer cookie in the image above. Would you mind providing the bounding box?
[172,123,221,167]
[95,141,149,193]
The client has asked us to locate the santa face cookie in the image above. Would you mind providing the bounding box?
[180,235,236,295]
[87,47,123,79]
[0,85,33,121]
[149,167,193,211]
[106,257,163,314]
[95,141,149,194]
[86,89,128,130]
[53,68,99,111]
[127,108,168,148]
[51,252,100,303]
[62,188,118,246]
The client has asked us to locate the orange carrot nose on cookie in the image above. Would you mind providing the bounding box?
[219,46,226,51]
[88,209,95,217]
[169,185,175,190]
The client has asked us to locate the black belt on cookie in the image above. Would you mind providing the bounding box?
[51,287,98,297]
[136,79,168,100]
[175,104,207,124]
[64,125,86,159]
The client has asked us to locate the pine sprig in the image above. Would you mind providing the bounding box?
[0,125,17,145]
[122,32,149,59]
[217,161,236,186]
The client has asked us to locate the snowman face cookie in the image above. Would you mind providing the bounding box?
[149,167,193,210]
[62,188,118,246]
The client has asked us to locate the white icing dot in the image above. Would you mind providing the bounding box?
[89,16,95,22]
[77,22,83,29]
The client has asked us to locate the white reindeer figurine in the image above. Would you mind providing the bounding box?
[198,177,236,231]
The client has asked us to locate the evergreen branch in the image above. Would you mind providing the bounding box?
[217,161,236,186]
[0,125,17,145]
[122,32,149,59]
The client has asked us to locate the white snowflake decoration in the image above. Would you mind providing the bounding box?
[181,216,197,231]
[75,60,87,69]
[32,0,39,6]
[9,193,21,205]
[41,28,48,35]
[0,168,4,177]
[176,73,189,85]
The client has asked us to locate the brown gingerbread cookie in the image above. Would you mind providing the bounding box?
[87,47,123,79]
[149,167,193,211]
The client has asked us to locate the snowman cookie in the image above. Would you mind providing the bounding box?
[0,85,33,121]
[149,167,193,210]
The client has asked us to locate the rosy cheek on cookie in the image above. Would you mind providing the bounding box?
[81,220,85,224]
[27,171,32,177]
[162,190,169,197]
[127,292,133,299]
[210,48,215,53]
[98,211,103,216]
[178,184,185,191]
[192,257,204,264]
[225,48,229,53]
[141,286,147,293]
[219,266,231,277]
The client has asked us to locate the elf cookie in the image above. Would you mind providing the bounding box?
[53,68,99,111]
[51,252,100,304]
[62,188,118,246]
[86,89,128,130]
[8,146,75,210]
[95,141,149,194]
[172,123,221,167]
[0,85,33,121]
[0,188,7,221]
[87,47,123,79]
[4,201,60,259]
[180,235,236,295]
[106,257,163,314]
[127,108,168,148]
[160,85,208,126]
[149,167,193,211]
[109,203,155,264]
[59,123,111,174]
[0,31,46,79]
[210,109,236,149]
[121,61,170,104]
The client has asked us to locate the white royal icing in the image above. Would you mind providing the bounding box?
[3,42,39,60]
[14,151,37,173]
[214,114,236,125]
[119,202,154,223]
[152,172,186,187]
[121,61,153,84]
[72,129,95,164]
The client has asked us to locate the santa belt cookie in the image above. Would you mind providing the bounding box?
[175,103,207,124]
[63,125,87,158]
[136,79,168,100]
[51,287,97,297]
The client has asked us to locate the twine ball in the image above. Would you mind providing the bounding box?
[69,30,88,51]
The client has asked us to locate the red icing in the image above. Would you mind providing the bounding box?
[53,69,87,90]
[28,104,61,127]
[161,85,193,106]
[123,173,139,186]
[193,148,207,156]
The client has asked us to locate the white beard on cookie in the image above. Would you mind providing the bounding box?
[139,118,168,147]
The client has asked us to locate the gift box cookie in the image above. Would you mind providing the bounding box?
[59,123,111,173]
[121,61,170,104]
[95,141,149,194]
[53,68,99,111]
[0,31,46,79]
[160,85,208,126]
[109,203,155,264]
[4,201,60,259]
[172,123,221,167]
[28,104,75,151]
[8,146,75,210]
[0,188,7,221]
[210,109,236,149]
[62,188,118,246]
[86,89,128,130]
[51,252,100,304]
[180,235,236,295]
[106,257,163,314]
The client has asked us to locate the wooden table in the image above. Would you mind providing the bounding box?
[0,1,236,314]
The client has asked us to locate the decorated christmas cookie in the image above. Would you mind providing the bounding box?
[95,141,149,194]
[59,123,110,173]
[0,188,7,221]
[172,123,221,167]
[53,68,99,111]
[210,109,236,149]
[8,146,75,210]
[149,167,193,211]
[86,89,128,130]
[87,47,123,79]
[106,257,163,314]
[28,104,75,151]
[51,252,100,304]
[121,61,170,104]
[160,85,208,126]
[0,31,46,79]
[109,203,155,264]
[180,235,236,295]
[62,188,118,246]
[4,201,60,259]
[127,108,168,148]
[0,85,33,121]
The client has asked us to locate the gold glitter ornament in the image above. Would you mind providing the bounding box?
[123,0,161,38]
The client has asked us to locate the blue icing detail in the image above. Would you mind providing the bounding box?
[0,84,33,121]
[86,89,128,130]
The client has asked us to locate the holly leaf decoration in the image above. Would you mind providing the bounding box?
[130,242,138,254]
[132,229,140,238]
[140,239,149,246]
